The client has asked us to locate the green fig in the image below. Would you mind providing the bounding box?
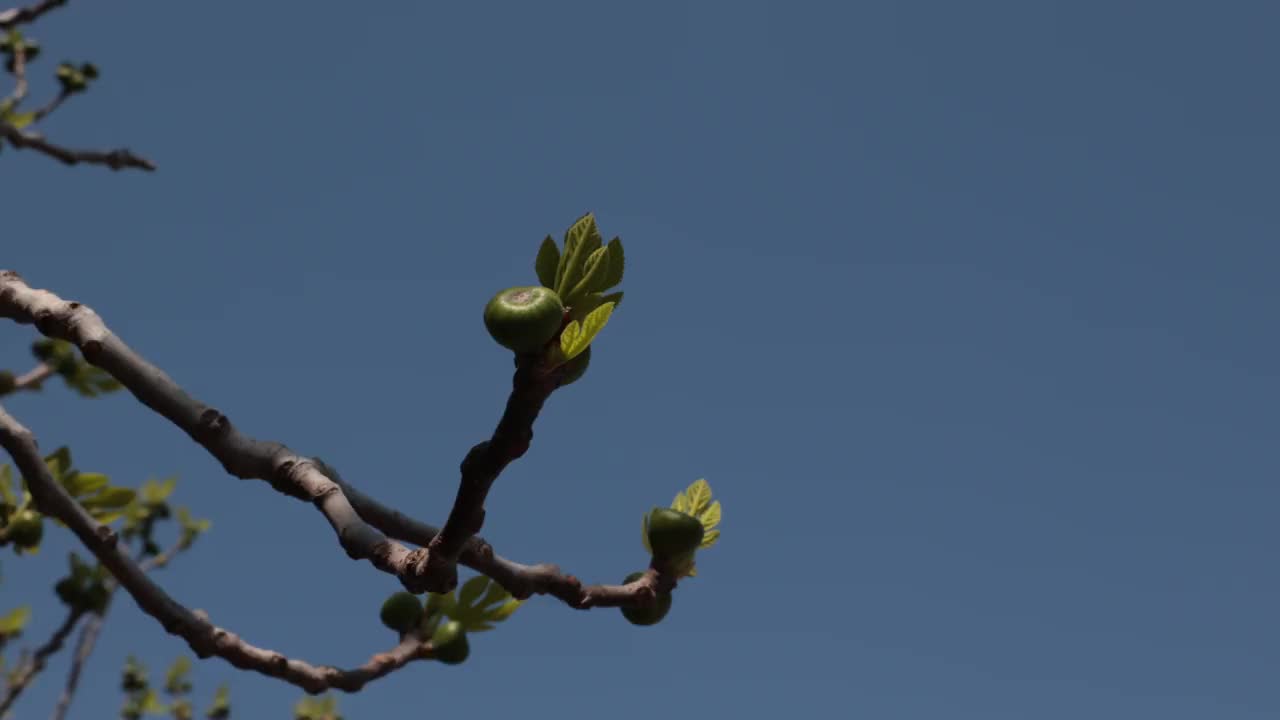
[379,592,423,634]
[431,620,470,665]
[557,345,591,387]
[7,509,43,549]
[483,286,565,354]
[645,507,704,561]
[620,572,672,626]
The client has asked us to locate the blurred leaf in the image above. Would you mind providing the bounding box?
[205,684,231,719]
[2,110,34,129]
[457,576,487,609]
[140,688,168,714]
[0,465,14,505]
[79,486,136,509]
[535,235,560,288]
[163,656,193,696]
[0,605,30,635]
[484,598,522,623]
[65,471,109,497]
[700,529,720,549]
[670,491,689,514]
[142,477,178,504]
[699,500,721,532]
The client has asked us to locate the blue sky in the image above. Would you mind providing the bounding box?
[3,1,1278,718]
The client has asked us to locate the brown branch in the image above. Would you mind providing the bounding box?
[0,361,52,396]
[414,360,558,592]
[0,270,438,593]
[48,610,101,720]
[0,403,444,693]
[2,39,28,109]
[0,0,65,29]
[0,269,682,611]
[0,124,156,171]
[51,535,211,720]
[0,605,85,716]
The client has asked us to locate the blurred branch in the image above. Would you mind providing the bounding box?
[0,361,52,396]
[0,125,157,171]
[0,0,65,30]
[0,606,86,716]
[0,269,683,611]
[52,534,206,720]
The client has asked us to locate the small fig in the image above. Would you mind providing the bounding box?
[7,509,43,549]
[379,592,423,634]
[645,507,703,561]
[431,620,470,665]
[557,345,591,387]
[483,286,564,354]
[620,572,672,626]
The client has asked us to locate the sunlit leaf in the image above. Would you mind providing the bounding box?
[684,479,712,516]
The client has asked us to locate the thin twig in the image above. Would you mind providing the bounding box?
[1,40,27,110]
[0,124,157,171]
[51,535,204,720]
[0,0,66,29]
[0,607,86,716]
[0,403,441,693]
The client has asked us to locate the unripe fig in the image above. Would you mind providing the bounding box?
[7,509,43,549]
[645,507,704,561]
[620,572,671,626]
[431,620,470,665]
[483,286,564,354]
[557,345,591,387]
[379,592,423,634]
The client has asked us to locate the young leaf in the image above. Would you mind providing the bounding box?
[484,598,522,623]
[0,465,14,505]
[457,576,487,609]
[670,491,690,514]
[598,237,625,291]
[535,235,560,288]
[698,500,721,533]
[0,605,31,635]
[65,472,109,497]
[559,320,582,359]
[599,290,623,309]
[566,245,611,307]
[163,656,193,696]
[700,529,720,549]
[555,213,602,296]
[684,479,713,516]
[79,486,136,509]
[561,302,615,360]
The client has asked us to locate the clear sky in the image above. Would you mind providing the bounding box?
[3,1,1278,718]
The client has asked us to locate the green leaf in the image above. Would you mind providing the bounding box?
[555,213,602,296]
[426,590,456,618]
[684,479,713,516]
[3,110,35,130]
[535,235,560,288]
[598,237,625,291]
[0,465,14,506]
[79,486,136,509]
[457,576,487,609]
[561,301,615,360]
[44,446,72,480]
[566,246,611,308]
[0,605,31,634]
[139,688,167,714]
[559,320,582,359]
[141,477,177,504]
[477,580,508,609]
[599,290,623,309]
[700,529,720,549]
[698,500,721,533]
[164,656,193,696]
[484,598,522,623]
[65,472,109,497]
[670,491,689,514]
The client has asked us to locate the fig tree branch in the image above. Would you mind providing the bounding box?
[0,605,86,716]
[52,533,214,720]
[0,269,680,610]
[0,125,157,171]
[0,0,65,29]
[0,361,52,396]
[0,403,446,693]
[415,360,558,592]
